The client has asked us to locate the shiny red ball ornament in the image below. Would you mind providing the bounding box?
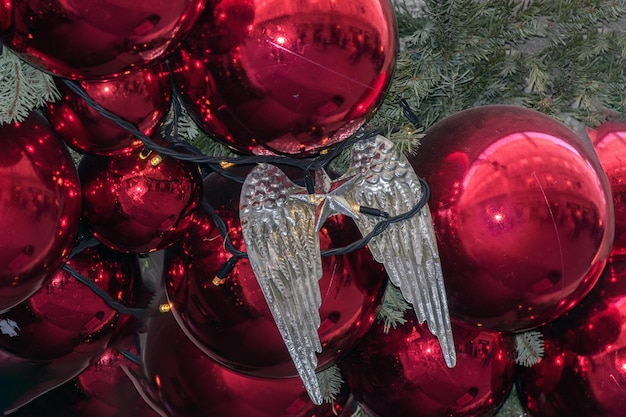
[590,122,626,258]
[170,0,397,156]
[0,0,11,35]
[0,244,137,361]
[142,309,351,417]
[47,64,172,156]
[0,112,82,313]
[8,341,161,417]
[79,147,202,253]
[1,0,207,80]
[412,105,614,332]
[516,260,626,417]
[164,169,387,378]
[341,313,515,417]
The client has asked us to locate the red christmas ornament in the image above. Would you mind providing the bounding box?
[142,309,351,417]
[0,244,137,361]
[0,0,10,34]
[47,64,172,156]
[0,112,81,313]
[78,146,202,253]
[590,122,626,258]
[8,341,161,417]
[164,169,387,378]
[411,105,614,332]
[516,259,626,417]
[170,0,397,156]
[341,313,515,417]
[1,0,207,80]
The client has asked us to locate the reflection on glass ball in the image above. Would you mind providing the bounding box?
[412,105,614,332]
[517,260,626,417]
[171,0,397,156]
[342,312,515,417]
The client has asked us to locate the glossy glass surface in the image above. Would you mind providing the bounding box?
[9,339,160,417]
[142,309,351,417]
[591,122,626,258]
[0,112,81,313]
[47,64,171,156]
[170,0,397,156]
[341,313,515,417]
[0,245,137,360]
[411,105,614,332]
[517,260,626,417]
[78,147,202,253]
[164,168,387,378]
[1,0,207,80]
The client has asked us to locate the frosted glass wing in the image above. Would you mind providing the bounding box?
[239,163,324,404]
[344,136,456,367]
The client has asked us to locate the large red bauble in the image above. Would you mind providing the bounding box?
[0,244,137,360]
[170,0,397,156]
[1,0,207,80]
[8,340,161,417]
[590,122,626,258]
[142,309,351,417]
[164,169,387,378]
[516,260,626,417]
[341,312,515,417]
[0,112,81,313]
[411,105,614,332]
[78,147,202,253]
[47,64,172,156]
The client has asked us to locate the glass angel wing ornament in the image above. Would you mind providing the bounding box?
[239,163,325,404]
[340,135,457,368]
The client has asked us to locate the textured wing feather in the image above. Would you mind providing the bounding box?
[344,136,456,367]
[240,163,324,404]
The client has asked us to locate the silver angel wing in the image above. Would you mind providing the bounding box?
[239,163,324,404]
[343,136,456,367]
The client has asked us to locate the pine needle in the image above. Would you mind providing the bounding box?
[377,283,411,333]
[515,330,545,367]
[0,48,60,124]
[316,365,344,403]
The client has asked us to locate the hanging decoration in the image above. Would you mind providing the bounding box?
[516,259,626,417]
[0,244,137,360]
[170,0,398,156]
[589,122,626,258]
[164,168,386,379]
[47,65,172,156]
[140,305,352,417]
[0,0,207,80]
[0,112,82,313]
[7,337,161,417]
[411,105,615,332]
[341,310,515,417]
[239,135,455,403]
[78,146,203,253]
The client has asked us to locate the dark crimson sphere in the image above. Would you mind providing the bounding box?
[170,0,397,156]
[0,244,137,361]
[8,340,160,417]
[1,0,207,80]
[0,112,82,313]
[516,260,626,417]
[0,0,10,34]
[412,105,614,332]
[341,312,515,417]
[591,122,626,258]
[78,147,202,253]
[47,64,172,156]
[164,168,387,378]
[142,308,351,417]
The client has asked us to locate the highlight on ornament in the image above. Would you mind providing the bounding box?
[3,1,626,416]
